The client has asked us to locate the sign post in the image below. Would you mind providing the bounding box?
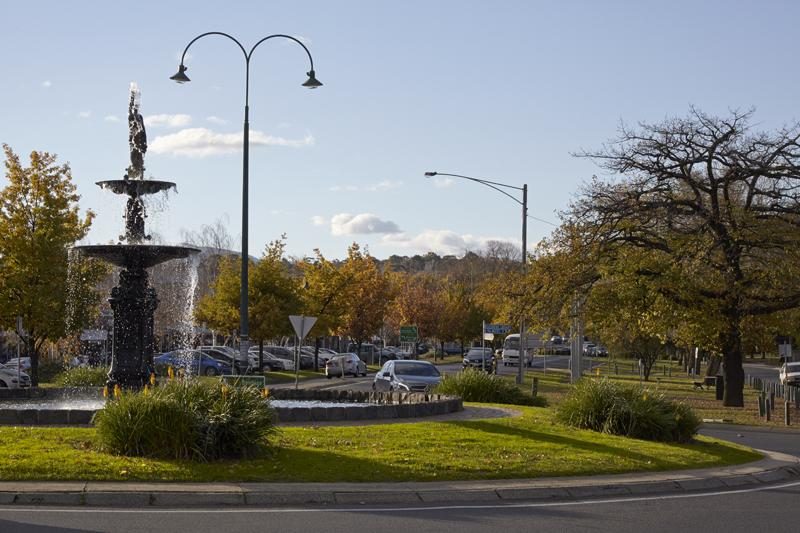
[289,315,317,389]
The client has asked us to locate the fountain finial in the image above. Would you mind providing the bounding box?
[126,82,147,181]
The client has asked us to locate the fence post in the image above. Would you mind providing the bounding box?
[531,377,539,398]
[758,393,766,417]
[785,401,791,426]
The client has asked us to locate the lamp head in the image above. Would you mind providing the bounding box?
[424,171,438,177]
[302,69,323,89]
[170,64,190,84]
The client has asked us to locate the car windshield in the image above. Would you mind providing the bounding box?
[395,363,440,377]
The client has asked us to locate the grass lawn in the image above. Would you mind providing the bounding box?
[0,404,759,482]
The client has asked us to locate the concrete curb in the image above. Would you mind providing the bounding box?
[1,450,797,508]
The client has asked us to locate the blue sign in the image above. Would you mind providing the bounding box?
[484,324,512,335]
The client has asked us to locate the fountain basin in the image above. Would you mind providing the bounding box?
[73,244,200,269]
[0,388,463,425]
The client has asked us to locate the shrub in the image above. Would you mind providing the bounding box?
[556,378,700,443]
[38,360,67,383]
[94,380,277,460]
[54,366,108,387]
[434,369,547,407]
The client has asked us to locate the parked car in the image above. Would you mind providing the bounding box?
[373,360,441,392]
[199,346,250,373]
[779,362,800,386]
[261,345,313,369]
[3,357,31,372]
[248,347,295,371]
[325,353,367,378]
[154,350,232,376]
[462,347,496,373]
[0,363,32,388]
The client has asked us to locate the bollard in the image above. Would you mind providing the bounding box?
[531,377,539,397]
[758,394,765,417]
[770,391,776,412]
[766,401,771,422]
[614,362,618,375]
[785,401,791,426]
[715,376,724,401]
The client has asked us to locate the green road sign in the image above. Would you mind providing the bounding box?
[400,325,419,342]
[221,375,266,388]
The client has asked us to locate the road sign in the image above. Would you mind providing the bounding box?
[289,315,317,341]
[484,324,512,335]
[221,375,266,388]
[400,325,418,342]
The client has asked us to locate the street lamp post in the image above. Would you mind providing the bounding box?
[424,171,528,384]
[171,32,322,369]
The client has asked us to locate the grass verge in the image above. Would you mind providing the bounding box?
[0,404,759,482]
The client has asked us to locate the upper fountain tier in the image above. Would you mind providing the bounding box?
[96,179,177,197]
[72,243,198,269]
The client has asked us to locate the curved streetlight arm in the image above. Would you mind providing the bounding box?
[249,34,316,70]
[178,31,248,65]
[426,171,523,206]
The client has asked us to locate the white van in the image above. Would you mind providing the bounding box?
[501,333,537,366]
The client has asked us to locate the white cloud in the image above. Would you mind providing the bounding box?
[104,115,120,122]
[144,114,192,128]
[382,229,520,256]
[150,128,315,157]
[433,177,454,188]
[78,111,91,119]
[330,213,402,236]
[206,116,228,125]
[41,80,52,88]
[311,215,327,226]
[366,180,403,191]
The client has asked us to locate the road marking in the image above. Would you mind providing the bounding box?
[1,480,800,514]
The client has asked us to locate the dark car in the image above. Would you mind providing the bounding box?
[199,346,250,373]
[462,347,496,373]
[154,350,232,376]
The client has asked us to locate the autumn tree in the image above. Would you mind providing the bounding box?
[337,244,393,356]
[570,108,800,406]
[0,145,102,384]
[390,273,444,353]
[298,249,354,369]
[195,237,300,355]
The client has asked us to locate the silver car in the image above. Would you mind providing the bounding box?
[372,360,441,392]
[779,362,800,386]
[325,353,367,378]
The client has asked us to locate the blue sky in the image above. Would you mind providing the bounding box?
[1,0,798,259]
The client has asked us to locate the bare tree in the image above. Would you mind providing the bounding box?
[571,108,800,406]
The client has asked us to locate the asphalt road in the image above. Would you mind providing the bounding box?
[2,479,799,533]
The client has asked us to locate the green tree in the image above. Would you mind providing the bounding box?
[570,109,800,406]
[0,145,100,384]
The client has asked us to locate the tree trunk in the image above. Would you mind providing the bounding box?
[314,336,321,372]
[721,315,745,407]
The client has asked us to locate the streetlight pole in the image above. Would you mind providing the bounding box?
[425,171,528,384]
[171,32,322,369]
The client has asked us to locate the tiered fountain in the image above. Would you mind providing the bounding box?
[73,85,199,389]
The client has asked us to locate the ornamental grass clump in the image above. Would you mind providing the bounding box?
[94,380,277,460]
[54,366,108,387]
[556,378,700,443]
[434,368,547,406]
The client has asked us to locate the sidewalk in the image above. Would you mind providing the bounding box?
[1,449,797,507]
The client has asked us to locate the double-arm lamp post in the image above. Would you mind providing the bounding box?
[424,172,528,384]
[170,32,322,366]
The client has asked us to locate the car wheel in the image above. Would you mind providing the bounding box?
[204,367,218,376]
[371,382,376,391]
[326,374,332,379]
